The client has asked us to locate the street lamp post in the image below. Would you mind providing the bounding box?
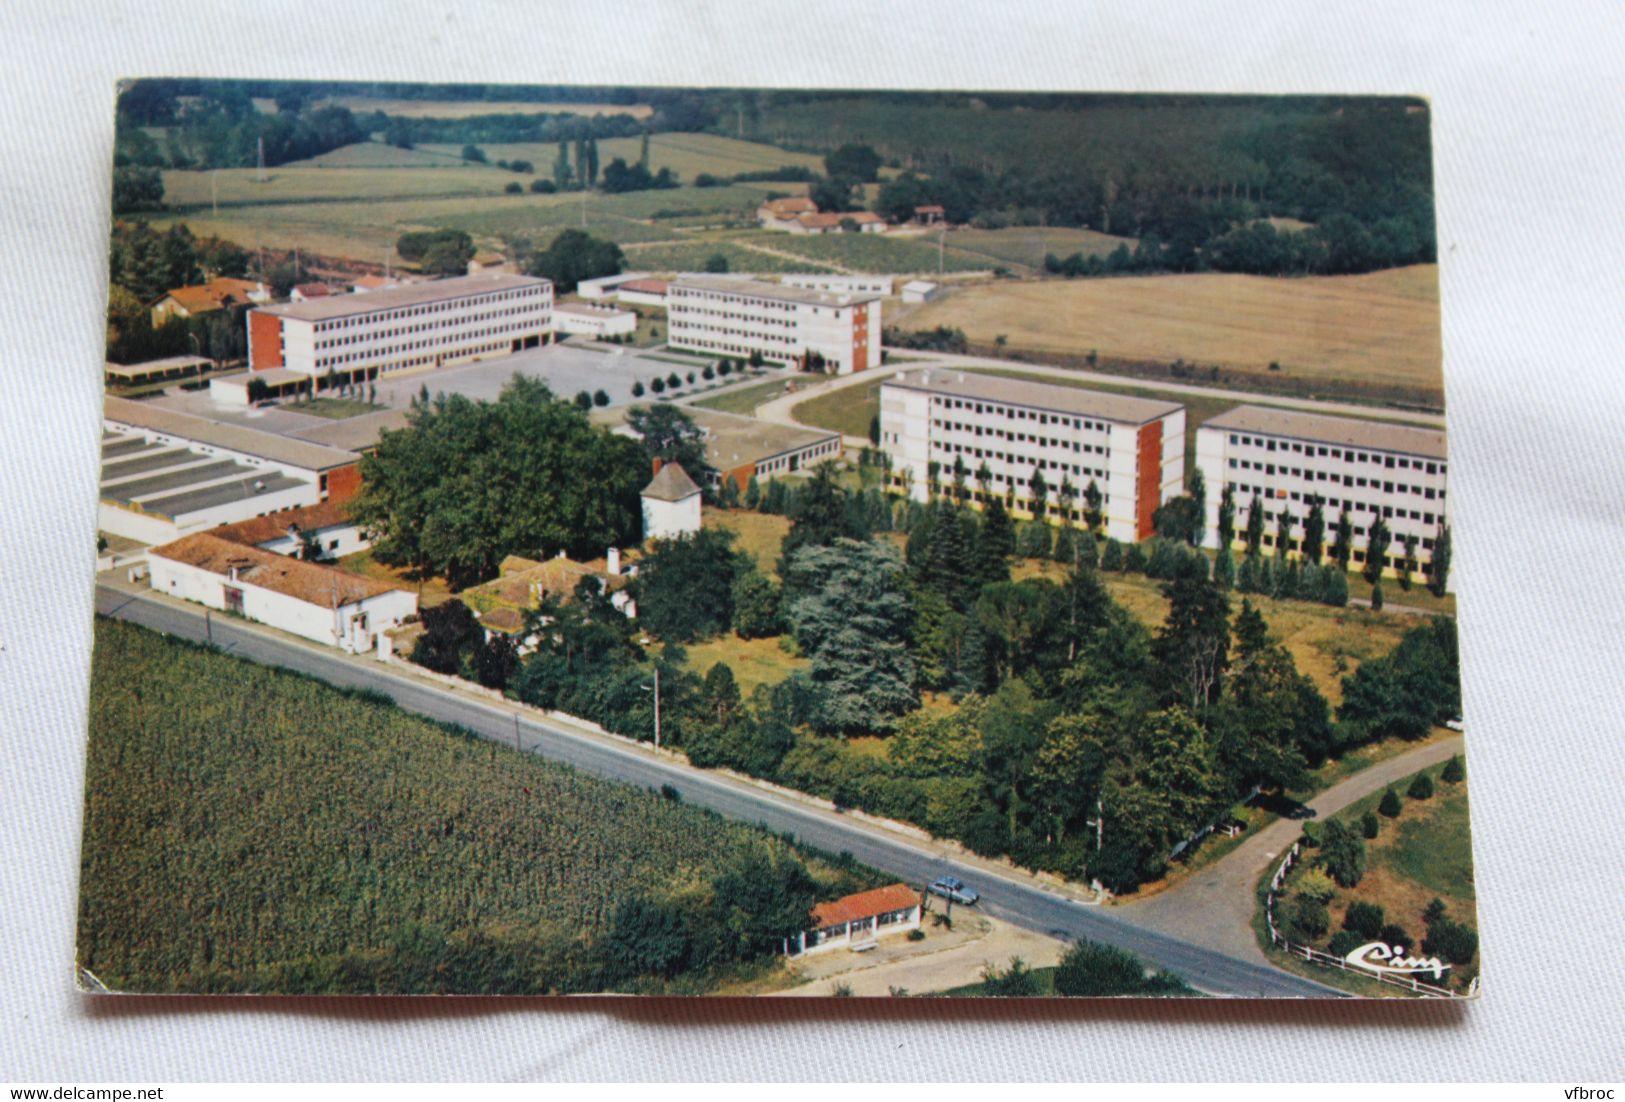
[642,667,661,752]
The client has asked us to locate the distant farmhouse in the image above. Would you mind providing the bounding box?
[667,276,881,375]
[757,196,888,235]
[880,368,1186,543]
[150,277,270,325]
[756,196,817,229]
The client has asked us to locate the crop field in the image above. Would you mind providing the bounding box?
[424,133,824,182]
[754,232,995,274]
[77,618,868,994]
[942,226,1138,270]
[284,142,469,169]
[320,97,654,119]
[621,239,837,275]
[161,164,513,209]
[422,186,767,241]
[903,266,1444,397]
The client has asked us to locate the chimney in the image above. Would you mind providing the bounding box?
[607,547,621,576]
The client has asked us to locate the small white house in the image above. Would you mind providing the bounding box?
[901,280,941,304]
[787,883,923,956]
[641,462,702,541]
[148,532,416,653]
[554,302,638,339]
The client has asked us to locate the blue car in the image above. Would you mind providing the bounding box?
[928,876,979,906]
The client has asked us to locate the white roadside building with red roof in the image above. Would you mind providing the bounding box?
[786,883,923,956]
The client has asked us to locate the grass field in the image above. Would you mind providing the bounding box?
[162,164,513,208]
[424,133,824,183]
[942,226,1137,271]
[79,617,873,994]
[691,378,797,415]
[286,142,469,169]
[753,232,995,274]
[791,378,885,438]
[704,508,791,577]
[320,97,654,119]
[622,238,837,275]
[678,634,809,699]
[903,266,1443,398]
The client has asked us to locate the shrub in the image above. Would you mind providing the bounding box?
[1441,755,1465,783]
[1423,919,1478,965]
[1327,930,1364,958]
[1124,542,1148,574]
[1295,867,1337,904]
[702,365,715,380]
[906,929,925,942]
[1361,811,1380,839]
[1320,820,1366,888]
[1343,901,1385,939]
[1289,896,1329,941]
[1378,923,1412,950]
[666,372,682,389]
[1379,787,1403,818]
[718,361,733,377]
[573,390,593,410]
[504,181,523,195]
[1407,772,1435,800]
[592,389,610,407]
[650,378,665,394]
[1100,539,1124,571]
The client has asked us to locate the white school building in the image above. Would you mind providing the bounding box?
[880,368,1186,543]
[667,276,882,375]
[245,272,553,382]
[1195,405,1452,589]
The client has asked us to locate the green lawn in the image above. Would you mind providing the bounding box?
[289,396,386,420]
[752,232,994,274]
[791,379,885,438]
[692,378,795,415]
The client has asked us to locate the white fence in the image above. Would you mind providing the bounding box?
[1265,843,1473,999]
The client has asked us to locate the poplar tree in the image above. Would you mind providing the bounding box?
[1332,506,1354,570]
[1428,523,1452,597]
[1245,494,1265,556]
[1217,483,1236,548]
[1303,497,1326,563]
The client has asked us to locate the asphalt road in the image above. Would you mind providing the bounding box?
[93,583,1339,998]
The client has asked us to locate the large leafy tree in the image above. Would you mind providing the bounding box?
[1152,575,1232,711]
[633,528,750,643]
[1339,616,1460,743]
[626,402,711,485]
[527,228,624,293]
[776,464,868,581]
[352,377,646,586]
[783,539,917,733]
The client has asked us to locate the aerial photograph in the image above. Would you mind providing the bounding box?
[81,81,1474,998]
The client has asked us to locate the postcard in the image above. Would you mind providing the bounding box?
[82,81,1475,997]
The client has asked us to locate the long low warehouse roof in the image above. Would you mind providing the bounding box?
[105,396,358,472]
[1203,404,1448,460]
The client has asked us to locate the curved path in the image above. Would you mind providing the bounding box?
[1115,734,1465,965]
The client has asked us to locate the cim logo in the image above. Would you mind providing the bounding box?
[1343,940,1450,981]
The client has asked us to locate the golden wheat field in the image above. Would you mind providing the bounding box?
[905,266,1443,394]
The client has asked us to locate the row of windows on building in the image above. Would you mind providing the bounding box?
[313,304,545,349]
[930,439,1108,484]
[671,323,797,347]
[1228,482,1445,531]
[309,286,547,333]
[1226,432,1445,476]
[891,471,1112,514]
[1255,534,1440,572]
[673,291,858,318]
[1226,457,1446,501]
[932,418,1111,455]
[754,440,840,475]
[930,395,1125,435]
[312,321,533,370]
[671,306,800,329]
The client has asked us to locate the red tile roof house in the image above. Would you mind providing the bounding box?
[785,883,923,956]
[149,277,271,324]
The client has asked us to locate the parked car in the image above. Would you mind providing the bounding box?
[1445,716,1464,732]
[928,876,979,905]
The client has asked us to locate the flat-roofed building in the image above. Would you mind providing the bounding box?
[600,404,844,490]
[1195,405,1452,589]
[104,355,212,389]
[578,271,652,300]
[245,271,553,381]
[880,368,1186,543]
[614,278,670,307]
[554,302,638,339]
[667,276,882,375]
[100,396,362,545]
[148,532,416,653]
[781,273,894,297]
